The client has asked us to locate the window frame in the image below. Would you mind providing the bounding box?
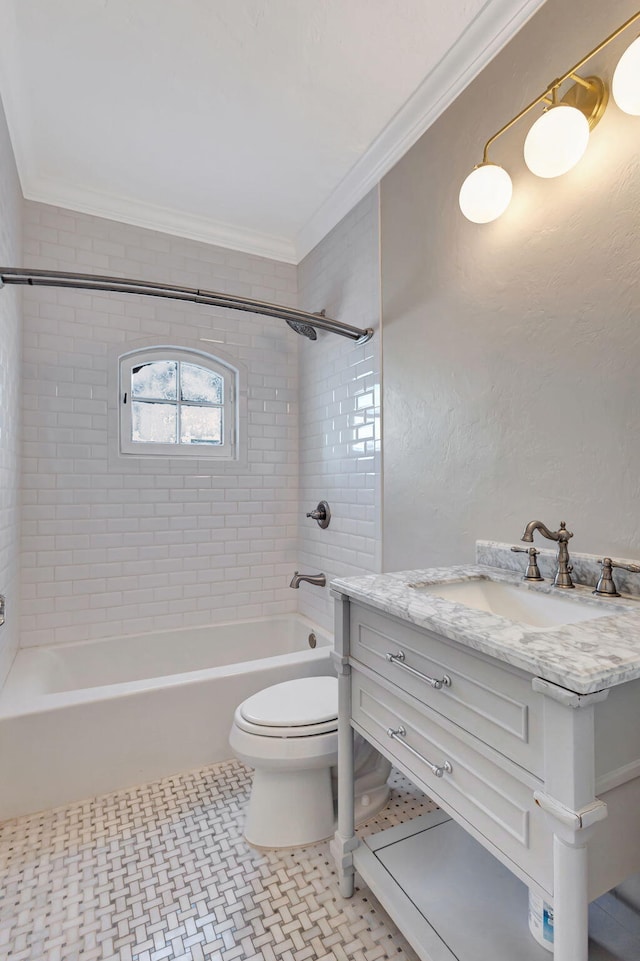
[119,347,238,459]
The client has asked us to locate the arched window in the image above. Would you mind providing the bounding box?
[119,348,237,458]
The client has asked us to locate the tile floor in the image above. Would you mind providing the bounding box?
[0,761,435,961]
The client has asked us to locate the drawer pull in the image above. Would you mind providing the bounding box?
[386,650,451,690]
[386,726,453,778]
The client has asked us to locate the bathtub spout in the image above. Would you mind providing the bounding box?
[289,571,326,589]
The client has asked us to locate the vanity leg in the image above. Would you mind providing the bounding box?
[534,682,610,961]
[553,834,589,961]
[332,661,356,898]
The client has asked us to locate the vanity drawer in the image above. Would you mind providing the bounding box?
[351,666,551,891]
[350,604,543,777]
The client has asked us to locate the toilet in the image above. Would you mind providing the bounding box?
[229,675,391,848]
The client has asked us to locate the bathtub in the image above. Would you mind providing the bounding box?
[0,614,333,820]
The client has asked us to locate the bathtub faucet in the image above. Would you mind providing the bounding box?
[289,571,326,589]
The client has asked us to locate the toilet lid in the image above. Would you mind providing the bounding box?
[240,676,338,728]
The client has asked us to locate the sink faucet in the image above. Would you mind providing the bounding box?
[521,520,574,589]
[289,571,326,589]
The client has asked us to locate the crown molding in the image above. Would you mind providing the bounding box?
[294,0,549,261]
[4,0,547,266]
[22,176,298,264]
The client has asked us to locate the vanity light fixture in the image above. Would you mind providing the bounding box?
[459,9,640,223]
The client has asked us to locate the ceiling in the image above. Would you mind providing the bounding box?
[0,0,547,263]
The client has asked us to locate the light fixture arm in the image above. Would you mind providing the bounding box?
[481,9,640,163]
[570,73,596,91]
[482,84,555,163]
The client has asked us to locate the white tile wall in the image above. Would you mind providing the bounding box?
[20,203,299,646]
[0,97,22,686]
[296,189,382,631]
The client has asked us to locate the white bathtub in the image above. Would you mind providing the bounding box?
[0,615,333,820]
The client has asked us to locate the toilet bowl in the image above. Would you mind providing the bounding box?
[229,675,391,848]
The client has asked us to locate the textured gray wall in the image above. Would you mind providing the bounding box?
[381,0,640,572]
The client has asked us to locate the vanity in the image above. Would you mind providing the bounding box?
[330,546,640,961]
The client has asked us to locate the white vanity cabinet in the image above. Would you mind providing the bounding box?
[331,591,640,961]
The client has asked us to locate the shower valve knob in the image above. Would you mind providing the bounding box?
[306,500,331,529]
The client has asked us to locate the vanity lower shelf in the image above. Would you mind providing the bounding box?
[355,811,639,961]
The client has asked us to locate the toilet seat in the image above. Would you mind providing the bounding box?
[236,676,338,738]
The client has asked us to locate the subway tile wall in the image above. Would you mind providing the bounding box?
[20,203,299,646]
[296,189,382,631]
[0,99,22,684]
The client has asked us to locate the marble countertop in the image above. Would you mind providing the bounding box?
[331,565,640,694]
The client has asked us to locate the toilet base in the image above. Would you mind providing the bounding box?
[354,781,391,826]
[244,767,391,850]
[245,766,335,848]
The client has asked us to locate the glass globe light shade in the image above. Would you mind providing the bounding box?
[612,35,640,115]
[458,163,513,223]
[524,104,590,178]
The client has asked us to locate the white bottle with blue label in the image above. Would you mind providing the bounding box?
[528,890,554,952]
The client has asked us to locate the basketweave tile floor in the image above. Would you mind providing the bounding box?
[0,760,435,961]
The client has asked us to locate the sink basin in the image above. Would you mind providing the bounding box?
[411,577,613,629]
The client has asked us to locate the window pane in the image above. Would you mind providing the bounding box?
[132,361,177,400]
[132,401,177,443]
[180,406,222,445]
[180,363,223,404]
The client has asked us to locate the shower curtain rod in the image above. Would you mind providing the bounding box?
[0,267,374,344]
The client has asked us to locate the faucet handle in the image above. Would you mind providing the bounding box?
[611,559,640,574]
[594,557,640,597]
[511,546,544,581]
